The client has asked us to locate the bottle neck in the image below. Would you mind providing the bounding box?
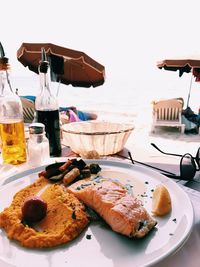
[39,71,51,95]
[0,64,23,121]
[35,63,58,111]
[0,66,13,96]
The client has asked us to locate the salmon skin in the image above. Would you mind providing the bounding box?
[67,177,157,238]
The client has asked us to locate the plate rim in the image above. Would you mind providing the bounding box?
[0,159,194,267]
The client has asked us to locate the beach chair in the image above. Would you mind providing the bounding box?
[20,98,35,123]
[151,98,185,133]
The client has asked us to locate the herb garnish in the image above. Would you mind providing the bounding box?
[86,234,92,240]
[72,211,76,220]
[138,220,148,231]
[81,183,91,188]
[140,193,148,197]
[91,175,103,183]
[124,184,133,195]
[21,219,29,227]
[76,186,81,190]
[76,183,92,190]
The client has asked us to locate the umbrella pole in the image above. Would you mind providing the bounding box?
[56,79,61,97]
[186,74,193,108]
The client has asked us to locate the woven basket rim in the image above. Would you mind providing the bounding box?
[62,127,134,135]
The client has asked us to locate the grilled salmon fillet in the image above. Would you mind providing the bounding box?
[67,178,157,238]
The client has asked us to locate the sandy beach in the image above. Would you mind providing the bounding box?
[96,102,200,155]
[94,103,200,185]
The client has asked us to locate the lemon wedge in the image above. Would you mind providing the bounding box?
[152,184,172,216]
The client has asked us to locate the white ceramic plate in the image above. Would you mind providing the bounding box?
[0,160,194,267]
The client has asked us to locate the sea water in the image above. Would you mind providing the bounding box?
[12,74,200,126]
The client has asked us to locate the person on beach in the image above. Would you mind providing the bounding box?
[181,106,200,134]
[59,106,97,121]
[168,97,199,134]
[20,95,97,124]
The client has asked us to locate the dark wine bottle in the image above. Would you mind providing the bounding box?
[35,48,61,157]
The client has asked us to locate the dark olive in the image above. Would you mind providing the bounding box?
[71,159,87,170]
[89,163,101,174]
[80,169,91,178]
[21,196,47,222]
[44,168,62,178]
[44,162,65,178]
[49,172,65,181]
[67,165,77,172]
[45,162,65,171]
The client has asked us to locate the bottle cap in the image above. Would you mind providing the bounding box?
[29,123,45,134]
[0,42,9,68]
[38,48,49,73]
[0,57,9,64]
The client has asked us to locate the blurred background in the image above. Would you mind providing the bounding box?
[2,0,200,119]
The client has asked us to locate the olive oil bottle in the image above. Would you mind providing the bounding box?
[0,42,27,165]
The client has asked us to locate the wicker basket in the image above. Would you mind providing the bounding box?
[62,121,134,156]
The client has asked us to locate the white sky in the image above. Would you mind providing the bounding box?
[1,0,200,90]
